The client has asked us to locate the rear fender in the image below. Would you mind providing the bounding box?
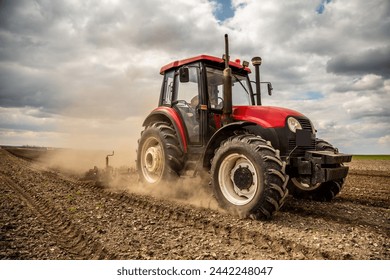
[142,107,188,153]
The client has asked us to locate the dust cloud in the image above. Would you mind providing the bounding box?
[138,176,220,211]
[40,148,135,176]
[42,110,145,176]
[40,147,221,212]
[38,99,221,212]
[108,171,221,212]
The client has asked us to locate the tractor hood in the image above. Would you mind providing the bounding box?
[232,106,305,128]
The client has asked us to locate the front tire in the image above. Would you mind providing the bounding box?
[210,134,288,219]
[287,139,345,201]
[137,122,184,185]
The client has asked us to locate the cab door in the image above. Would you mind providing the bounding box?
[173,64,202,144]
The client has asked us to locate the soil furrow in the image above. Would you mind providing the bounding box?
[0,174,113,260]
[1,148,389,260]
[281,199,390,233]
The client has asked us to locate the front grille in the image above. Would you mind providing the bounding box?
[287,117,315,157]
[297,118,313,131]
[288,139,316,157]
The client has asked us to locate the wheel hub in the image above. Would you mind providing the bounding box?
[232,166,253,190]
[218,154,258,206]
[144,146,162,173]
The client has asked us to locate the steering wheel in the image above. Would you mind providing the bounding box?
[215,97,224,109]
[174,99,196,116]
[174,99,190,106]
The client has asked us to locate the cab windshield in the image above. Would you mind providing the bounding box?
[206,67,253,109]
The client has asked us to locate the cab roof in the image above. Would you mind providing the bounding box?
[160,54,251,75]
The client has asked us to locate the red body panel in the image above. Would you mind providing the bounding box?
[232,106,304,128]
[153,106,303,153]
[160,55,251,74]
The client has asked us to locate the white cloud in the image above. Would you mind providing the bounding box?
[351,74,384,91]
[379,135,390,145]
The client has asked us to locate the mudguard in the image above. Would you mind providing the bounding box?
[202,121,255,168]
[142,107,188,152]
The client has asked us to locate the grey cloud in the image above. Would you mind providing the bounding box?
[0,107,57,132]
[0,0,162,119]
[0,119,55,133]
[0,1,87,70]
[79,0,223,55]
[333,74,385,93]
[326,46,390,78]
[0,1,77,38]
[348,121,390,140]
[342,93,390,121]
[0,64,70,112]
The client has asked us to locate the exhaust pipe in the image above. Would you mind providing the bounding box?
[251,56,262,105]
[223,34,233,124]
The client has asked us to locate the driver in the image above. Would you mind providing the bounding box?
[190,95,199,108]
[209,85,221,109]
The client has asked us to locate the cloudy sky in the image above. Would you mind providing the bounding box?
[0,0,389,155]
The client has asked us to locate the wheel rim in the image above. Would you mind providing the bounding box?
[141,137,164,183]
[218,153,259,206]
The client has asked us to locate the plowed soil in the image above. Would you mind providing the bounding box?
[1,148,389,260]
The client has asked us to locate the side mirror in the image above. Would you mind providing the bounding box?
[259,81,273,96]
[267,83,273,96]
[179,67,189,83]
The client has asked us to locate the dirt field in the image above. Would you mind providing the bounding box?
[0,147,389,260]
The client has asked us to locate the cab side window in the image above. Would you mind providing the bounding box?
[176,66,199,107]
[162,70,174,106]
[206,67,224,110]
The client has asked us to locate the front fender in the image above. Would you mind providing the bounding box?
[202,121,255,168]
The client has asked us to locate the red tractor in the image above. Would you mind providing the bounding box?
[137,35,351,219]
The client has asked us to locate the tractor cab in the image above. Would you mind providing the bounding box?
[159,55,261,147]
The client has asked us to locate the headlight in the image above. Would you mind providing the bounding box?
[287,117,302,133]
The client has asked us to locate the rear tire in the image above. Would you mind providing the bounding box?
[137,122,184,185]
[287,139,345,201]
[210,134,288,219]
